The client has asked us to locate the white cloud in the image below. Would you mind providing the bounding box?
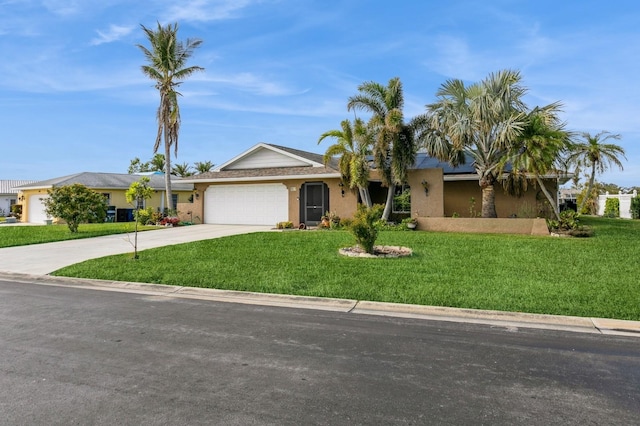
[197,72,304,96]
[91,24,135,45]
[162,0,257,23]
[41,0,82,16]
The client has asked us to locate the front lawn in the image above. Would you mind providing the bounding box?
[52,217,640,320]
[0,223,157,248]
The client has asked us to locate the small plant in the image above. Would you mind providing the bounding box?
[451,212,459,218]
[160,217,180,227]
[348,204,384,254]
[320,211,341,229]
[393,188,411,213]
[276,221,293,229]
[10,204,22,220]
[400,217,418,230]
[547,209,592,237]
[603,198,620,218]
[469,197,480,217]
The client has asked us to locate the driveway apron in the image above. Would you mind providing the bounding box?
[0,225,271,275]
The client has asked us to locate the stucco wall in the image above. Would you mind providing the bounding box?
[416,217,550,236]
[407,169,444,218]
[443,179,557,218]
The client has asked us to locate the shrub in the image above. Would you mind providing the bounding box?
[276,221,293,229]
[135,207,155,225]
[11,204,22,220]
[547,209,592,237]
[603,198,620,218]
[630,196,640,219]
[44,184,107,232]
[348,204,384,254]
[547,209,579,231]
[159,217,180,227]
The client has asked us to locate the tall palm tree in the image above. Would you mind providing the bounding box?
[194,161,215,174]
[568,131,625,214]
[318,118,373,207]
[423,69,533,218]
[502,103,573,220]
[347,77,420,220]
[138,22,203,211]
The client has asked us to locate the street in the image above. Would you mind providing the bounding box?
[1,279,638,425]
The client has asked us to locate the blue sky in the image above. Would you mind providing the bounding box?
[1,0,638,187]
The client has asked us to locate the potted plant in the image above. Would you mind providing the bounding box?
[402,217,418,230]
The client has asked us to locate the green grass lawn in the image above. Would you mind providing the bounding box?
[0,222,157,248]
[51,216,640,321]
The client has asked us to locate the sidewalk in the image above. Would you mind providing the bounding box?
[1,224,638,337]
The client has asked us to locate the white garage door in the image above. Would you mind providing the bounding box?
[28,194,50,224]
[204,184,288,225]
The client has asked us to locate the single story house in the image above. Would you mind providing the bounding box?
[15,172,194,224]
[181,143,566,227]
[0,180,36,217]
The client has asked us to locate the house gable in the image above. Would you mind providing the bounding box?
[216,143,325,171]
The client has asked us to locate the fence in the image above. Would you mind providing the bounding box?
[597,190,638,219]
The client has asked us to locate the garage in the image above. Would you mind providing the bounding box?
[204,183,288,225]
[28,194,50,224]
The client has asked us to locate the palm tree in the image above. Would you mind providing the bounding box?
[171,162,193,177]
[318,118,373,207]
[194,161,215,174]
[148,153,166,172]
[347,77,420,220]
[568,131,626,214]
[138,22,203,211]
[423,69,535,218]
[502,103,573,220]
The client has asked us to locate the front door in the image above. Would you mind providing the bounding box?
[302,182,327,226]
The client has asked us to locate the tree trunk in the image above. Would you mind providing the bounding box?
[164,141,174,212]
[381,184,395,221]
[359,186,372,208]
[577,164,596,215]
[481,184,497,218]
[536,175,560,220]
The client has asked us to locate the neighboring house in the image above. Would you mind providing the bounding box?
[181,143,567,226]
[15,172,194,224]
[558,188,580,212]
[0,180,37,217]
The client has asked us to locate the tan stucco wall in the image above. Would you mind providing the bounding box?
[443,179,557,218]
[416,217,549,235]
[407,169,444,218]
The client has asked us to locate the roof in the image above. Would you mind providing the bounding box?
[0,180,38,194]
[183,143,341,183]
[14,172,193,191]
[412,153,476,174]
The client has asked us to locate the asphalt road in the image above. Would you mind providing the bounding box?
[1,279,639,425]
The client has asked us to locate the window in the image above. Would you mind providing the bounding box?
[392,185,411,213]
[172,194,178,208]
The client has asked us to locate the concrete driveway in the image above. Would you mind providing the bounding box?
[0,224,271,275]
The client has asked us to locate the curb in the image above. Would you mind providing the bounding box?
[2,272,639,337]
